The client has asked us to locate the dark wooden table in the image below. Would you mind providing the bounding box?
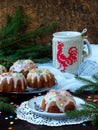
[0,91,98,130]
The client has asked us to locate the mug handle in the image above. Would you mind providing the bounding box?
[83,38,92,59]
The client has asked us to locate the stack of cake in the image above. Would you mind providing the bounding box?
[0,59,56,92]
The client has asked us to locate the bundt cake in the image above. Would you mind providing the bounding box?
[9,59,37,77]
[41,89,76,113]
[27,68,56,89]
[0,64,7,74]
[0,72,27,92]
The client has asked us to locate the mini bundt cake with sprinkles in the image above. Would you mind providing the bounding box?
[0,72,27,92]
[27,68,56,89]
[9,59,37,77]
[0,64,7,74]
[41,89,76,113]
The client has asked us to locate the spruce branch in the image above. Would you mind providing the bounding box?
[92,75,98,82]
[0,22,57,48]
[75,76,95,84]
[0,57,13,64]
[0,97,9,102]
[0,6,57,68]
[0,97,16,114]
[0,6,26,39]
[0,102,16,114]
[66,102,98,125]
[75,75,98,94]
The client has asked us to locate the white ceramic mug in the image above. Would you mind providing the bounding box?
[52,29,92,74]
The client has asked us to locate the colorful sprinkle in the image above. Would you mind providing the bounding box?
[9,115,14,119]
[82,123,86,126]
[88,96,91,98]
[60,103,64,107]
[10,102,14,105]
[59,98,62,101]
[5,117,8,120]
[66,93,69,96]
[53,98,56,102]
[8,127,13,130]
[14,117,18,120]
[64,99,67,102]
[63,95,66,98]
[49,98,52,100]
[93,99,98,103]
[86,98,91,101]
[10,121,14,125]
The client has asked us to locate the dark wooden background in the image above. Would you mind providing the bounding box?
[0,0,98,44]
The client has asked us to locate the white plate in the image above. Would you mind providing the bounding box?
[28,95,85,118]
[3,87,51,94]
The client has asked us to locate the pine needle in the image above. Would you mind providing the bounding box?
[75,75,98,94]
[0,6,57,69]
[0,97,9,102]
[0,97,16,114]
[66,102,98,125]
[75,76,95,84]
[0,102,16,114]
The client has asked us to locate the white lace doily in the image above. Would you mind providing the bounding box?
[16,101,90,126]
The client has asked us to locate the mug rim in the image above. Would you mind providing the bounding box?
[53,31,81,38]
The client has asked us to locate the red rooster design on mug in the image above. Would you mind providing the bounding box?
[57,41,78,72]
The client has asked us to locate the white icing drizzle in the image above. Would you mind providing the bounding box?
[43,89,76,112]
[27,68,52,83]
[0,72,26,89]
[9,59,37,72]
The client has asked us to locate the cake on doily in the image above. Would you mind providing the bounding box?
[27,68,56,89]
[41,89,76,113]
[0,64,7,74]
[9,59,37,77]
[0,72,27,92]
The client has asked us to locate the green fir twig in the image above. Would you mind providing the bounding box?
[0,97,16,114]
[75,75,98,94]
[0,102,16,114]
[0,6,57,68]
[66,102,98,125]
[0,97,9,102]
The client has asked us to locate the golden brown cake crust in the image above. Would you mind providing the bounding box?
[64,101,76,111]
[41,89,76,113]
[0,72,27,92]
[46,101,61,113]
[27,68,55,89]
[41,99,46,110]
